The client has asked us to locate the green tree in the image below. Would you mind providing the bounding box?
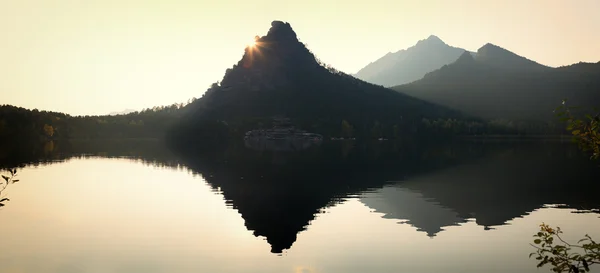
[556,101,600,160]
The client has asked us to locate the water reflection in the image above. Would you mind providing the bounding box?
[1,138,599,260]
[179,141,418,253]
[361,187,467,236]
[244,135,321,152]
[0,139,180,169]
[177,139,600,253]
[359,141,600,237]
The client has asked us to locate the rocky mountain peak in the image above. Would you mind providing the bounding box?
[264,21,298,42]
[426,35,443,42]
[416,35,446,46]
[219,21,320,89]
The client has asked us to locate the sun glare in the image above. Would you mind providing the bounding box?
[247,40,256,48]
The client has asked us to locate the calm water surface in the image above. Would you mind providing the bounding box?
[0,140,599,273]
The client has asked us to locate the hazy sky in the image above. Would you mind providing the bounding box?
[1,0,599,115]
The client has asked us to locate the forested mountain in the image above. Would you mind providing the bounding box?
[393,44,600,121]
[169,21,470,146]
[353,35,472,87]
[4,23,587,146]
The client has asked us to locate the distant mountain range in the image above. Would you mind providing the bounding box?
[353,35,474,87]
[169,21,466,145]
[392,43,600,121]
[474,43,550,72]
[108,109,136,116]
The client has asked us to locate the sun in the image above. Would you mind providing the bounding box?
[247,36,260,48]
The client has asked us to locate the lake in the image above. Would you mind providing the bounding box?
[0,139,599,273]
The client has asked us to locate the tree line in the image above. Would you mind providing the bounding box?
[1,101,572,150]
[0,101,197,145]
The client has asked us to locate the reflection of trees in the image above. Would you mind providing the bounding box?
[340,140,355,158]
[43,141,55,154]
[0,139,179,169]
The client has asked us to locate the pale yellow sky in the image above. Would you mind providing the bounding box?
[1,0,599,115]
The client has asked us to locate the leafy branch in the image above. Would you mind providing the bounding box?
[530,223,599,272]
[0,169,19,207]
[555,100,600,160]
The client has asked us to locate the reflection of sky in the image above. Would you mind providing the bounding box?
[0,158,599,273]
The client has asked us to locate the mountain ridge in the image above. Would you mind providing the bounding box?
[353,35,474,87]
[474,43,551,72]
[393,43,600,121]
[170,21,468,146]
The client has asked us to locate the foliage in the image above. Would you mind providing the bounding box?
[555,101,600,160]
[0,102,195,144]
[43,124,54,137]
[0,169,18,207]
[530,223,599,272]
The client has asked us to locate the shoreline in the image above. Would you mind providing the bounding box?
[457,134,571,139]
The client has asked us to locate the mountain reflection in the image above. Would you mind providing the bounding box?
[361,187,468,237]
[360,141,600,237]
[3,139,599,254]
[177,140,446,253]
[176,139,599,253]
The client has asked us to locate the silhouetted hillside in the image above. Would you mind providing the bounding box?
[393,44,600,121]
[170,22,468,146]
[353,35,472,87]
[0,103,190,146]
[475,43,550,72]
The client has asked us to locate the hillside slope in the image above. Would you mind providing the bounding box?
[353,35,472,87]
[171,21,468,143]
[393,44,599,121]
